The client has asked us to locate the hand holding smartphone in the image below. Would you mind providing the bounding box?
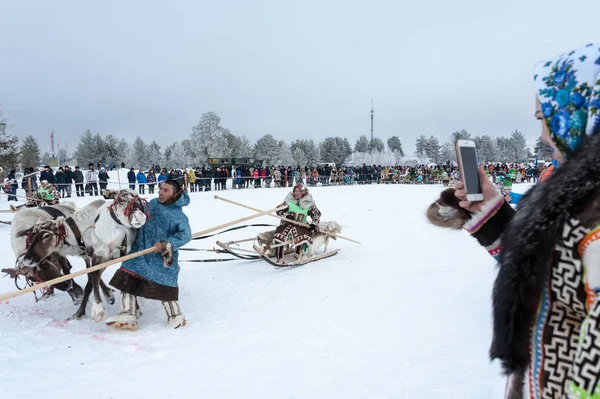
[455,140,484,202]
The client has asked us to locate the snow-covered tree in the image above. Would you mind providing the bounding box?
[439,142,456,162]
[254,134,282,165]
[276,140,294,166]
[20,135,41,169]
[74,129,105,166]
[129,136,150,169]
[0,106,19,172]
[415,135,427,156]
[451,129,471,142]
[345,149,402,166]
[368,137,385,152]
[354,135,370,153]
[226,133,253,157]
[292,148,308,167]
[387,136,404,156]
[495,137,507,162]
[290,139,320,166]
[162,141,192,170]
[189,111,229,164]
[425,135,441,163]
[534,137,553,160]
[147,140,162,167]
[58,148,69,166]
[474,135,498,163]
[319,137,353,165]
[41,152,52,166]
[103,135,129,167]
[508,130,529,162]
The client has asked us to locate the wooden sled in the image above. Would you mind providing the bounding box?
[214,236,340,268]
[253,244,340,268]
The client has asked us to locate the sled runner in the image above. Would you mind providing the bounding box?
[252,244,340,268]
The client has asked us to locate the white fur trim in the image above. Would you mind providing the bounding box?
[463,193,504,232]
[583,240,600,291]
[91,301,105,323]
[437,204,460,219]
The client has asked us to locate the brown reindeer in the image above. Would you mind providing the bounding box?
[17,190,149,321]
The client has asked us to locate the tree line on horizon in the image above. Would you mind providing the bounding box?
[0,106,552,177]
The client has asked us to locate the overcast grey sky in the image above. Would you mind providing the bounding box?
[1,0,599,155]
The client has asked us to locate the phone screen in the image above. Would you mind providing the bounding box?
[459,146,482,195]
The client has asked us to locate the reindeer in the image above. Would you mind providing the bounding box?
[17,189,149,322]
[9,203,92,303]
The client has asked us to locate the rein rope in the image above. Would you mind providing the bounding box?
[12,269,52,303]
[191,223,275,241]
[179,223,274,262]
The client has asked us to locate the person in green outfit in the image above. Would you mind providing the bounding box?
[37,180,59,203]
[10,179,59,211]
[272,184,322,265]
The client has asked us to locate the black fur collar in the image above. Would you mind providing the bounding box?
[492,130,600,374]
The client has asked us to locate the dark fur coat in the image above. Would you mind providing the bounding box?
[427,128,600,376]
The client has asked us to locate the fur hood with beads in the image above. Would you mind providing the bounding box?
[283,191,315,210]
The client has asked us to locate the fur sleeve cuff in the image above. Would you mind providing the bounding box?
[464,194,504,234]
[464,194,515,248]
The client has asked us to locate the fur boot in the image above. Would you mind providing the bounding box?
[162,301,186,329]
[106,292,138,330]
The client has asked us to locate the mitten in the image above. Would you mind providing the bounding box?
[309,223,318,233]
[159,241,174,267]
[285,214,295,220]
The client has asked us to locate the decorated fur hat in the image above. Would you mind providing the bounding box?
[534,43,600,156]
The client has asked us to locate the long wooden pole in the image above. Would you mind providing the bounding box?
[0,191,44,202]
[0,204,287,302]
[9,169,39,185]
[214,195,361,244]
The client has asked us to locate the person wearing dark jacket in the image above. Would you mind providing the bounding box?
[73,166,85,197]
[55,167,66,198]
[426,43,600,399]
[98,167,110,195]
[64,166,73,197]
[28,167,38,191]
[147,169,157,194]
[127,168,136,190]
[40,165,54,185]
[7,170,17,201]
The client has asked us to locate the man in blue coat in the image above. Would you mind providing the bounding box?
[106,179,192,330]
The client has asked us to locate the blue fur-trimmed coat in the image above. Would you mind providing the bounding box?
[120,191,191,287]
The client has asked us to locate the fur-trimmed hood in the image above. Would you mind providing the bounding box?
[284,192,314,209]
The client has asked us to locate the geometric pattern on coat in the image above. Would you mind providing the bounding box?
[531,217,588,399]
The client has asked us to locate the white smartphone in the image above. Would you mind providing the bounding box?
[455,139,484,202]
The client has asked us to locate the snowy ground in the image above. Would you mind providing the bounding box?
[0,178,533,399]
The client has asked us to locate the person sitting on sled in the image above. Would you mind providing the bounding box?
[10,180,59,211]
[272,184,321,265]
[106,179,191,330]
[37,180,60,205]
